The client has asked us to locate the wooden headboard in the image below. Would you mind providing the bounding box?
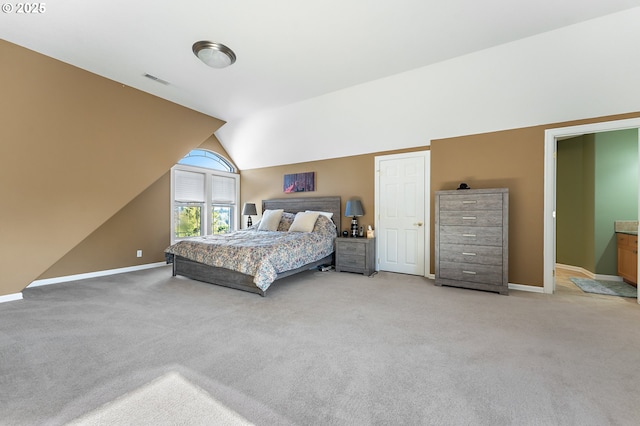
[262,196,341,232]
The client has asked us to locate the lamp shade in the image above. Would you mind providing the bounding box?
[345,200,364,217]
[242,203,257,216]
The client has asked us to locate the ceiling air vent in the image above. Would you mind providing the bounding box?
[143,73,170,85]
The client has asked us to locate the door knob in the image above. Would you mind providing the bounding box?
[414,222,423,227]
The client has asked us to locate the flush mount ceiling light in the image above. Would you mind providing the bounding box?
[192,41,236,68]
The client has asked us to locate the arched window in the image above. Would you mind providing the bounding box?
[171,149,239,242]
[178,149,234,172]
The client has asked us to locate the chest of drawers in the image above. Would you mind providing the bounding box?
[435,188,509,295]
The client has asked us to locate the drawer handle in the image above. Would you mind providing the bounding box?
[462,216,477,220]
[462,270,477,275]
[462,252,477,256]
[462,200,477,204]
[462,234,476,238]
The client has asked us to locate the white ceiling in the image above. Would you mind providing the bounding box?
[3,0,640,164]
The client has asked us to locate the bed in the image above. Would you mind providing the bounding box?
[165,196,341,296]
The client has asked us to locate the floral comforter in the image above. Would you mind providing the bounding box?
[165,215,336,291]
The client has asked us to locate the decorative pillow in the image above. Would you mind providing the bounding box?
[258,209,284,231]
[305,210,334,220]
[313,214,337,234]
[277,212,296,232]
[289,211,320,233]
[314,214,336,231]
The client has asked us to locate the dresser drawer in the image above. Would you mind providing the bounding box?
[439,193,503,211]
[439,261,503,285]
[439,244,502,265]
[439,226,503,246]
[438,210,502,227]
[336,242,366,256]
[336,253,365,266]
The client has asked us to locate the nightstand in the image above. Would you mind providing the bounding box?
[335,237,375,276]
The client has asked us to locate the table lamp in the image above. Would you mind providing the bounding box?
[242,203,257,227]
[345,199,364,237]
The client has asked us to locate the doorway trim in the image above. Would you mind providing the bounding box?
[543,117,640,302]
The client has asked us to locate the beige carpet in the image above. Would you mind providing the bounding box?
[3,266,640,425]
[67,371,252,426]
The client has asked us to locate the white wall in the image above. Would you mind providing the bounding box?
[218,8,640,170]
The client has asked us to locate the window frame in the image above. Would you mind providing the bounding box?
[177,148,236,172]
[170,162,240,244]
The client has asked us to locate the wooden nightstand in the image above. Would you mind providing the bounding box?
[335,237,375,276]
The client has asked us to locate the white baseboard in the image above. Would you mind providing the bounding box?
[509,283,545,293]
[555,263,595,279]
[28,262,169,288]
[594,274,623,282]
[555,263,623,282]
[0,292,23,304]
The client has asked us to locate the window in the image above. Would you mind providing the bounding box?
[178,149,234,172]
[171,150,239,243]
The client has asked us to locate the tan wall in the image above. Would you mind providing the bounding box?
[5,39,640,293]
[0,40,223,296]
[431,112,640,286]
[242,112,640,288]
[431,127,544,286]
[45,144,416,280]
[39,173,171,278]
[199,135,238,171]
[240,148,427,236]
[38,135,234,279]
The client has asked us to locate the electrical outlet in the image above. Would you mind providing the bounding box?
[136,250,143,258]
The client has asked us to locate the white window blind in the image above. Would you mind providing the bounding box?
[175,170,205,202]
[211,175,236,203]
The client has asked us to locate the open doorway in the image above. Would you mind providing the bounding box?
[543,118,640,304]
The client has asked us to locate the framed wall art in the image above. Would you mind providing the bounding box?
[284,172,315,193]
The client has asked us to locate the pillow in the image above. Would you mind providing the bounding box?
[289,211,320,233]
[313,214,337,234]
[305,210,334,220]
[277,212,296,232]
[258,209,284,231]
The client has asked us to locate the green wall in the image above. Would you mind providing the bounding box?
[594,129,639,274]
[556,136,592,269]
[557,129,638,276]
[583,135,596,273]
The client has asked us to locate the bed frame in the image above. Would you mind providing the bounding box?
[171,196,341,296]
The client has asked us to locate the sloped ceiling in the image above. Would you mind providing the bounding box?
[2,0,640,169]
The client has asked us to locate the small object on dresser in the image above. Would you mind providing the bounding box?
[366,226,375,239]
[342,230,349,237]
[457,183,470,190]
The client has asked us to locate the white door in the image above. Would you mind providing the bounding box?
[375,151,429,275]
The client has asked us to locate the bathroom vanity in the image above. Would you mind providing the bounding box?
[616,231,638,287]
